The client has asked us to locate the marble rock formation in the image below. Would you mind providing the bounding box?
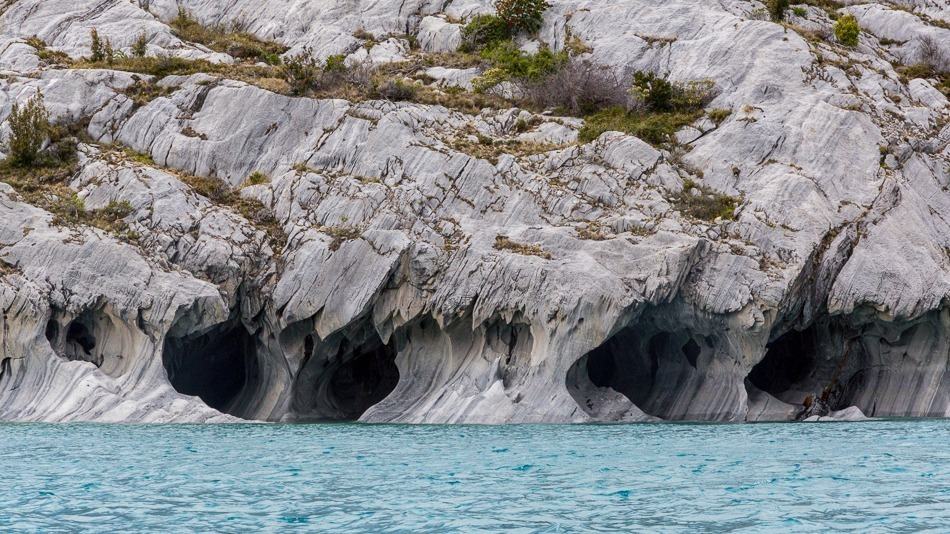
[0,0,948,423]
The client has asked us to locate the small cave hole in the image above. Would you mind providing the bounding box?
[44,319,59,344]
[748,327,818,401]
[66,321,96,356]
[326,339,399,420]
[46,312,101,365]
[682,338,701,369]
[162,323,259,415]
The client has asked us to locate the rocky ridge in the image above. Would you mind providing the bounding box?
[0,0,948,423]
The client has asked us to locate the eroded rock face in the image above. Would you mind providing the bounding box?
[0,0,948,423]
[0,182,235,422]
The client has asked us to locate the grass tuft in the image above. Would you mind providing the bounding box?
[672,179,739,222]
[494,234,552,259]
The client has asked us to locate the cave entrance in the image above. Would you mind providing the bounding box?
[162,323,259,415]
[46,310,101,366]
[744,319,938,417]
[747,327,819,403]
[568,326,712,420]
[326,338,399,420]
[293,328,399,421]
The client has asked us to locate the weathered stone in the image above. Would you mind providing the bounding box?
[0,0,947,424]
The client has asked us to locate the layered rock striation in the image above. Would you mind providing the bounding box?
[0,0,948,423]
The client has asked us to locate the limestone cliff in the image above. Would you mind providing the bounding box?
[0,0,947,423]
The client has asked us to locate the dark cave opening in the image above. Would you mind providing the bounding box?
[46,311,101,366]
[326,338,400,420]
[162,324,259,414]
[44,319,58,344]
[585,342,617,389]
[304,334,315,363]
[747,327,818,401]
[749,319,950,418]
[683,338,701,369]
[293,329,399,421]
[66,321,97,356]
[569,326,709,419]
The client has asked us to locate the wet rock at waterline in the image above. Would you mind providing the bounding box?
[0,0,948,423]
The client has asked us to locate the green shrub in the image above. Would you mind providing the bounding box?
[579,106,703,145]
[87,28,115,64]
[629,71,717,112]
[834,14,860,47]
[578,72,716,145]
[280,50,322,95]
[472,67,509,93]
[324,54,347,73]
[132,32,148,58]
[474,40,567,91]
[90,29,105,62]
[460,14,511,51]
[95,200,134,222]
[672,179,739,222]
[51,194,87,225]
[792,6,808,17]
[494,0,551,34]
[630,71,675,110]
[460,0,551,51]
[767,0,789,21]
[707,108,732,125]
[245,171,269,186]
[5,93,50,167]
[103,39,116,65]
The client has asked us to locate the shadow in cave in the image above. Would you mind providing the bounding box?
[567,326,712,419]
[747,327,819,404]
[162,323,259,415]
[46,310,100,366]
[293,328,399,421]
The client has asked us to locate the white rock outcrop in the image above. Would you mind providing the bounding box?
[0,0,948,423]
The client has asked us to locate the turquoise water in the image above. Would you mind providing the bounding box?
[1,421,949,532]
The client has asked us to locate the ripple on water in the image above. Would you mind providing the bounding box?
[0,420,949,531]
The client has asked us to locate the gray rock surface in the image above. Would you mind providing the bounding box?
[0,0,948,423]
[418,16,463,53]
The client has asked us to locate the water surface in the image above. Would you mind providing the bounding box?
[1,420,948,531]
